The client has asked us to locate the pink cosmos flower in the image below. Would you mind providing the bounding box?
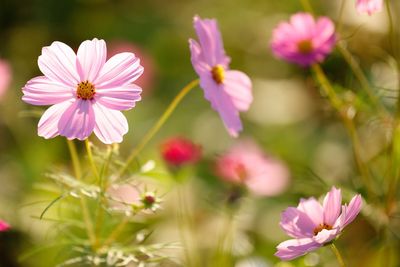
[160,136,202,167]
[0,220,10,232]
[356,0,383,15]
[271,13,336,67]
[0,59,12,99]
[189,15,253,137]
[22,38,143,144]
[275,187,362,261]
[215,141,289,196]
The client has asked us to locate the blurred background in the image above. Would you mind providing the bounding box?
[0,0,399,266]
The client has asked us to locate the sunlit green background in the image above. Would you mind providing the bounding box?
[1,0,399,266]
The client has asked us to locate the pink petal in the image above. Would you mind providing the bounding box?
[323,187,342,226]
[58,99,95,140]
[95,84,142,110]
[356,0,383,15]
[223,70,252,111]
[200,75,242,137]
[38,41,80,86]
[313,228,340,244]
[22,76,74,106]
[92,101,128,144]
[95,52,143,88]
[297,197,324,227]
[189,39,210,76]
[313,17,336,47]
[76,38,107,82]
[0,59,12,98]
[340,194,362,229]
[193,15,231,67]
[38,100,74,139]
[280,207,316,238]
[289,13,315,40]
[275,237,320,261]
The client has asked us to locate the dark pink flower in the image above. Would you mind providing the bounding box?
[356,0,383,15]
[189,15,253,137]
[271,13,336,67]
[216,141,289,196]
[0,220,10,232]
[275,187,362,261]
[160,137,202,167]
[22,38,143,144]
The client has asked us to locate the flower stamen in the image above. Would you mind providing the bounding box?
[211,65,225,84]
[76,81,95,100]
[313,223,332,235]
[297,40,314,54]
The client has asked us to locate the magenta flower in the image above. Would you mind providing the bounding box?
[0,219,10,232]
[275,187,362,261]
[215,141,290,196]
[22,38,143,144]
[189,15,252,137]
[356,0,383,15]
[271,13,336,67]
[0,59,12,99]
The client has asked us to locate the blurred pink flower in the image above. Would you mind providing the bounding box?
[271,13,336,67]
[107,184,162,213]
[0,59,12,99]
[0,219,10,232]
[215,141,289,196]
[356,0,383,15]
[160,136,202,167]
[107,184,140,212]
[275,187,362,261]
[22,38,143,144]
[189,15,253,137]
[108,40,156,95]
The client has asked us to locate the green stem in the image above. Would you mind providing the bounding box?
[85,139,99,180]
[299,0,314,13]
[336,0,346,34]
[337,43,387,114]
[312,64,374,196]
[330,243,346,267]
[118,79,199,177]
[66,140,97,249]
[67,140,82,179]
[102,217,129,247]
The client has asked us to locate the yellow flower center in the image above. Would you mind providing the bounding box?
[76,81,95,100]
[297,40,313,54]
[313,223,332,236]
[211,65,225,84]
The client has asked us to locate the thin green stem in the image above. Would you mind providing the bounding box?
[312,64,374,196]
[177,186,198,267]
[337,43,385,113]
[84,139,99,181]
[103,217,129,247]
[118,79,199,177]
[66,140,97,249]
[299,0,314,13]
[67,140,82,179]
[330,243,346,267]
[336,0,346,34]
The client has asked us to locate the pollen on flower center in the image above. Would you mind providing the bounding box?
[297,40,314,54]
[211,65,225,84]
[76,81,95,100]
[313,223,332,235]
